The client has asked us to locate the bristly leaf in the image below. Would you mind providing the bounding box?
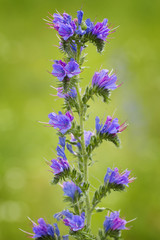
[51,168,70,185]
[82,86,111,105]
[70,227,97,240]
[86,133,120,157]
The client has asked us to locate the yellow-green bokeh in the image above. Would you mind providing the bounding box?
[0,0,160,239]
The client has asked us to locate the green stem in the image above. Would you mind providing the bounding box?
[75,44,91,228]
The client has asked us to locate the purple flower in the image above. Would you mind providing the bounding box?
[57,145,67,160]
[48,111,74,134]
[84,130,93,146]
[58,23,76,41]
[104,211,127,232]
[62,235,69,240]
[62,210,85,231]
[50,157,69,175]
[92,19,110,41]
[64,59,81,78]
[62,181,82,200]
[95,116,127,135]
[104,168,135,187]
[85,18,94,33]
[32,218,56,239]
[77,10,83,25]
[52,59,80,81]
[52,60,67,81]
[53,12,76,40]
[92,69,119,90]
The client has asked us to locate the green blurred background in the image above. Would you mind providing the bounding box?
[0,0,160,239]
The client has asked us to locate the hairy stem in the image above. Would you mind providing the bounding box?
[75,44,91,228]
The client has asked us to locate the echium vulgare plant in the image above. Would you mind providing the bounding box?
[22,10,136,240]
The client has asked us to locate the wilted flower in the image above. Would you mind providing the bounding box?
[48,111,74,134]
[104,167,135,187]
[54,210,85,231]
[92,69,118,90]
[62,181,82,200]
[50,157,69,175]
[52,59,80,81]
[95,116,127,135]
[104,211,127,232]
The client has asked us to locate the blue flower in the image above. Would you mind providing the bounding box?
[58,136,66,149]
[52,60,67,81]
[50,157,69,175]
[58,23,76,41]
[56,145,67,160]
[62,181,82,200]
[32,218,56,239]
[52,59,80,81]
[70,131,93,148]
[84,130,93,146]
[62,210,85,231]
[104,211,127,232]
[64,59,81,78]
[95,116,127,135]
[53,12,76,40]
[77,10,83,25]
[92,19,110,41]
[85,18,94,33]
[92,69,119,90]
[104,168,135,187]
[48,111,74,134]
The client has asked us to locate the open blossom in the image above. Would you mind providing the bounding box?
[95,116,127,135]
[48,111,74,134]
[53,12,76,40]
[92,19,110,41]
[50,157,69,175]
[92,69,118,90]
[104,211,127,232]
[104,168,135,187]
[62,181,82,200]
[52,60,66,81]
[30,218,58,239]
[52,59,81,81]
[55,210,85,231]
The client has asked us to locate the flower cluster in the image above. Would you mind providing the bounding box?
[95,115,127,135]
[104,211,127,233]
[52,59,81,81]
[92,69,118,91]
[26,218,69,239]
[54,210,85,232]
[104,168,135,187]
